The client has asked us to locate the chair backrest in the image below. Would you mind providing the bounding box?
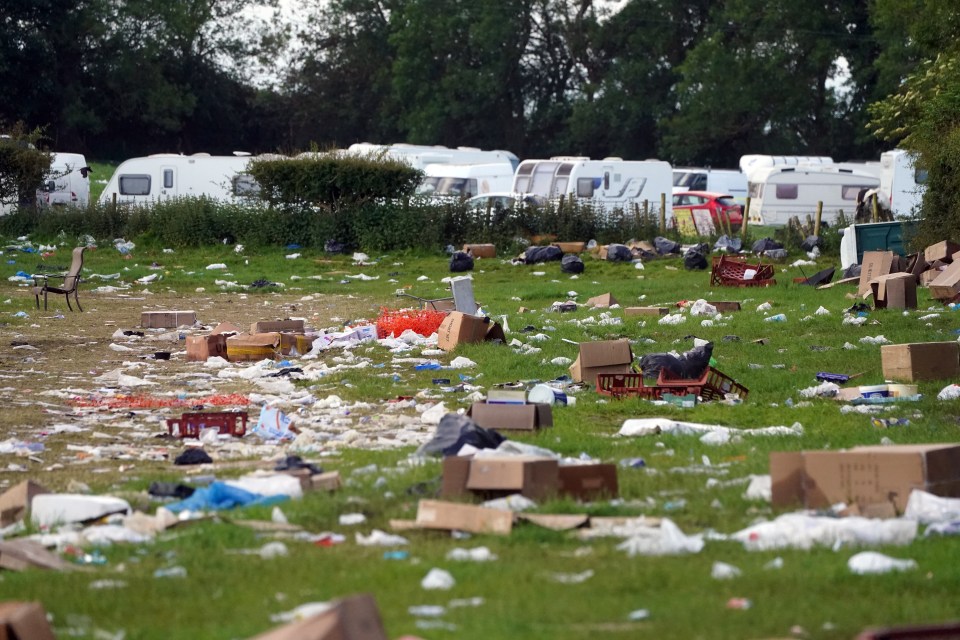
[64,247,85,290]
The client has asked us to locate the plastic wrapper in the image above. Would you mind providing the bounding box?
[654,236,681,255]
[904,489,960,524]
[605,244,633,262]
[524,245,563,264]
[848,551,917,575]
[731,513,918,551]
[639,342,713,378]
[561,254,584,273]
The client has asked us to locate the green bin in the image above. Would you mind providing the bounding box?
[854,220,919,264]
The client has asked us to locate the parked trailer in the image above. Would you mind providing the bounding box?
[37,152,91,209]
[746,165,879,226]
[98,153,261,205]
[672,167,748,205]
[880,149,927,216]
[739,155,834,181]
[347,143,519,171]
[416,162,515,199]
[511,157,673,217]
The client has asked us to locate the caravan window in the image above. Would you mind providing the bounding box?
[119,175,151,196]
[577,178,595,197]
[841,185,871,200]
[530,162,558,195]
[775,184,798,199]
[163,169,174,189]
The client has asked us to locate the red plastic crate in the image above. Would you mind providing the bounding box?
[596,367,748,402]
[166,411,249,438]
[710,255,776,287]
[595,373,662,399]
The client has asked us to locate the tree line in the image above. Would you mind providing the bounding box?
[0,0,955,170]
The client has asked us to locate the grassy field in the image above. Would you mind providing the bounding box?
[0,236,958,639]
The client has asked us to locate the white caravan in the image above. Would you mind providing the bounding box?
[347,143,519,171]
[746,165,880,226]
[739,155,834,181]
[37,152,91,208]
[880,149,927,216]
[672,167,748,204]
[99,153,261,205]
[511,157,673,217]
[417,162,515,199]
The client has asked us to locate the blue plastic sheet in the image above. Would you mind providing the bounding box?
[164,481,288,513]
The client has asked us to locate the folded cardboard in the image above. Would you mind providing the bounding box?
[211,321,244,336]
[415,499,513,535]
[438,312,505,350]
[467,401,552,431]
[440,456,474,499]
[141,310,197,329]
[463,243,496,258]
[0,539,74,571]
[920,268,944,286]
[623,306,669,316]
[881,342,960,381]
[186,334,228,362]
[250,593,387,640]
[569,340,634,384]
[857,251,898,297]
[586,293,618,307]
[0,601,56,640]
[226,333,282,362]
[551,241,586,253]
[904,252,928,281]
[250,319,305,334]
[869,272,917,309]
[771,444,960,516]
[281,470,342,493]
[928,260,960,300]
[557,464,619,500]
[923,240,960,264]
[0,480,48,528]
[466,456,560,501]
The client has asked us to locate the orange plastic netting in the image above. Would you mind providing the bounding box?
[376,308,448,339]
[70,393,251,409]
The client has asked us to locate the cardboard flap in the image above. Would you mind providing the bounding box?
[578,340,633,367]
[0,602,56,640]
[858,251,896,296]
[227,332,282,348]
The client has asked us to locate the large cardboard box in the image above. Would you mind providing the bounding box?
[869,272,917,309]
[928,260,960,300]
[440,456,474,498]
[437,312,504,351]
[857,251,898,297]
[623,306,669,316]
[771,444,960,515]
[226,333,282,361]
[250,319,305,334]
[586,293,618,307]
[186,334,228,362]
[468,402,552,431]
[466,456,560,501]
[923,240,960,264]
[551,241,586,254]
[881,342,960,381]
[463,243,496,258]
[558,464,619,501]
[250,593,387,640]
[0,480,48,527]
[711,301,742,312]
[0,601,56,640]
[141,310,197,329]
[415,499,513,534]
[569,340,634,384]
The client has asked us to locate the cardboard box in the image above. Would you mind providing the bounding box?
[569,340,634,384]
[551,241,586,253]
[282,470,342,493]
[623,306,669,316]
[0,480,48,528]
[211,321,243,336]
[226,333,282,361]
[771,444,960,515]
[904,252,928,281]
[437,312,504,351]
[881,342,960,381]
[924,240,960,264]
[415,499,513,534]
[141,310,197,329]
[440,456,474,498]
[0,539,74,571]
[466,456,560,501]
[251,593,387,640]
[586,293,618,307]
[920,268,943,286]
[869,272,917,309]
[558,464,619,501]
[463,243,496,258]
[857,251,898,297]
[250,319,305,334]
[928,260,960,300]
[711,301,742,312]
[0,602,56,640]
[186,334,228,362]
[468,402,553,431]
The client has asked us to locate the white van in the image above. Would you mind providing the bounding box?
[511,157,673,217]
[746,165,880,226]
[347,143,519,171]
[417,162,515,199]
[37,152,91,208]
[879,149,927,216]
[672,167,748,204]
[99,153,261,205]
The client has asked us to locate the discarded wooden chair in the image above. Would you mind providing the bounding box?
[33,246,85,311]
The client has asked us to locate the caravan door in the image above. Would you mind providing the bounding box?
[160,166,177,199]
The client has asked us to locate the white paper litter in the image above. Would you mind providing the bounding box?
[549,569,594,584]
[206,263,227,270]
[904,489,960,524]
[848,551,917,575]
[618,418,804,442]
[743,475,771,501]
[859,335,890,345]
[689,299,718,317]
[731,513,918,551]
[937,384,960,400]
[421,568,455,590]
[711,561,742,579]
[658,314,686,326]
[615,518,704,556]
[356,530,408,546]
[449,356,477,369]
[338,513,367,526]
[446,547,497,562]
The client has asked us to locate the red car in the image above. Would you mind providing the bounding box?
[672,190,744,233]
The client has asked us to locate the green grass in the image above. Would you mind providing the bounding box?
[88,161,116,203]
[2,239,959,639]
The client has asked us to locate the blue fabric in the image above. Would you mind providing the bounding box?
[164,481,289,513]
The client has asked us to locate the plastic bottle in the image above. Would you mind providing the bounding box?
[764,313,787,322]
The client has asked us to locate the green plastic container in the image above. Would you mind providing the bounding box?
[854,220,919,263]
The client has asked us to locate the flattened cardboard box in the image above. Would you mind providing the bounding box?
[711,301,742,312]
[0,601,56,640]
[857,251,898,297]
[468,401,553,431]
[869,272,917,309]
[923,240,960,264]
[226,332,282,361]
[624,306,669,316]
[558,464,619,501]
[463,243,496,258]
[415,499,513,535]
[881,342,960,381]
[141,310,197,329]
[551,241,586,253]
[466,456,560,501]
[928,260,960,300]
[251,593,387,640]
[186,334,228,362]
[0,480,48,527]
[250,319,305,334]
[586,293,618,307]
[771,444,960,515]
[438,312,504,351]
[569,339,634,384]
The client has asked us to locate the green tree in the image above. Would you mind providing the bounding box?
[0,123,52,209]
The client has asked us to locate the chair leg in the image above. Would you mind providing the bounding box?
[43,291,48,310]
[65,294,73,312]
[74,290,82,312]
[35,292,40,309]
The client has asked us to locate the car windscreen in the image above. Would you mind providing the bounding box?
[716,196,737,207]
